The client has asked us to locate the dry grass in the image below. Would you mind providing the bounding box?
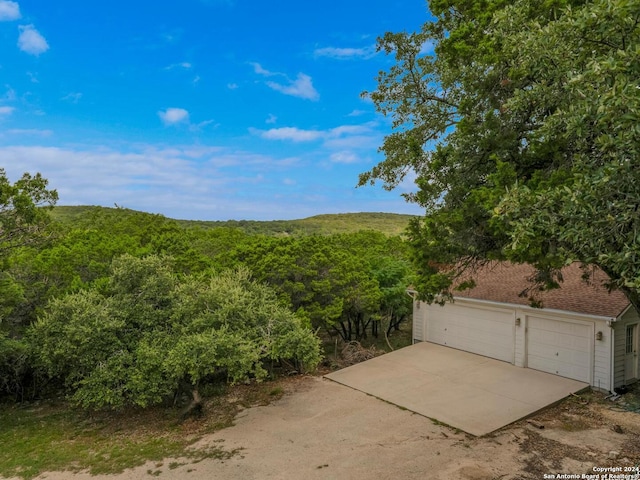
[0,379,291,480]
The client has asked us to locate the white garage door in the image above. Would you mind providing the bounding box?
[527,316,592,383]
[424,303,515,363]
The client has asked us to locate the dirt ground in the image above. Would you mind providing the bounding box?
[32,375,640,480]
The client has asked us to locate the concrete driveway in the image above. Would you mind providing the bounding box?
[325,342,589,436]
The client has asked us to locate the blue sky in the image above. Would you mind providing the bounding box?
[0,0,429,220]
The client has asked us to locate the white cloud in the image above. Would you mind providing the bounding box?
[254,127,323,142]
[227,83,238,90]
[266,114,277,124]
[0,144,308,220]
[314,46,376,60]
[253,124,373,142]
[18,24,49,56]
[252,124,378,152]
[348,109,367,117]
[189,119,217,132]
[250,62,279,77]
[0,105,15,116]
[328,125,371,136]
[165,62,192,70]
[6,128,53,137]
[0,143,424,220]
[250,63,319,101]
[266,73,319,101]
[158,107,189,125]
[0,0,20,21]
[324,134,379,151]
[330,151,360,164]
[61,92,83,104]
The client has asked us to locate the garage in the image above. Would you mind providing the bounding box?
[527,316,592,383]
[423,302,515,363]
[411,262,637,392]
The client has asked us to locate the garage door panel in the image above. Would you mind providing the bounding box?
[556,363,590,382]
[528,343,559,359]
[527,316,592,383]
[528,355,556,373]
[425,304,515,363]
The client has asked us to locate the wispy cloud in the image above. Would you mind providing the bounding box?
[227,83,238,90]
[0,142,423,220]
[250,62,279,77]
[61,92,83,104]
[329,151,360,164]
[189,119,217,131]
[252,124,373,143]
[254,127,324,142]
[265,114,277,124]
[165,62,192,70]
[0,0,20,21]
[251,122,380,167]
[0,106,15,116]
[266,73,319,101]
[158,107,189,126]
[314,45,376,60]
[161,29,183,44]
[18,24,49,56]
[251,62,320,101]
[5,128,53,137]
[0,144,307,220]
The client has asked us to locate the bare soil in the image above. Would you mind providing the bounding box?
[30,375,640,480]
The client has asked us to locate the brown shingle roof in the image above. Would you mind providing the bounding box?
[453,262,630,318]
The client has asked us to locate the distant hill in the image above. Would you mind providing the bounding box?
[50,206,417,236]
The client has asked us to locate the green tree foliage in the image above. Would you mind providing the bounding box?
[231,232,412,341]
[0,169,57,400]
[0,169,58,262]
[0,333,29,401]
[2,208,221,334]
[30,254,321,410]
[361,0,640,308]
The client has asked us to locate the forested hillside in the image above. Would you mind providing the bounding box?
[2,199,414,409]
[51,206,415,236]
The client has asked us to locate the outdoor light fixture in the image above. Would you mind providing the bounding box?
[515,317,521,326]
[596,331,603,341]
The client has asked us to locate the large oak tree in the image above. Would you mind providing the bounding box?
[360,0,640,308]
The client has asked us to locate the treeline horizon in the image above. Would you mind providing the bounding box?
[50,205,416,237]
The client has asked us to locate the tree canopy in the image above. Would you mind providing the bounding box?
[30,254,322,410]
[0,169,58,262]
[360,0,640,308]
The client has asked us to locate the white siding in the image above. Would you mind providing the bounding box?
[412,300,423,343]
[413,297,617,390]
[514,308,526,367]
[613,307,640,388]
[592,319,612,392]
